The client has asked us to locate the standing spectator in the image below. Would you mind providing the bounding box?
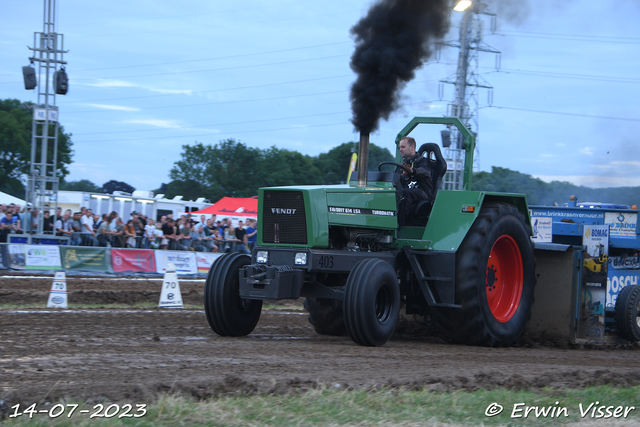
[223,225,240,252]
[80,208,98,246]
[43,210,55,234]
[97,217,114,247]
[53,207,62,223]
[206,218,216,235]
[55,211,81,245]
[0,204,6,222]
[0,212,21,242]
[112,217,126,247]
[144,219,158,249]
[150,221,164,249]
[211,227,223,249]
[178,220,193,250]
[109,211,119,232]
[234,221,251,254]
[24,207,38,234]
[220,217,230,235]
[94,213,106,232]
[124,219,137,248]
[131,212,144,247]
[70,212,82,234]
[161,218,178,250]
[246,218,257,250]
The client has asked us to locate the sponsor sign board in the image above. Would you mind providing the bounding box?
[111,248,156,273]
[530,209,604,221]
[531,216,552,243]
[605,212,637,239]
[59,247,110,272]
[155,250,197,275]
[609,254,640,270]
[24,244,62,270]
[7,244,26,269]
[607,271,640,308]
[0,244,6,269]
[196,252,223,274]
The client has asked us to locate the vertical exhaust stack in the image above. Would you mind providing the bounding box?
[357,132,369,187]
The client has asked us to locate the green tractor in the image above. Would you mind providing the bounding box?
[204,117,536,347]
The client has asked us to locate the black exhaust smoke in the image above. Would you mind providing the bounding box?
[349,0,451,135]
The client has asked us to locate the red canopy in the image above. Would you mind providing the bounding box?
[190,197,258,217]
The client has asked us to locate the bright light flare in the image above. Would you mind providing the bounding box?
[453,0,472,11]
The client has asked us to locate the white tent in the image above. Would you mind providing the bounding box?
[0,191,26,206]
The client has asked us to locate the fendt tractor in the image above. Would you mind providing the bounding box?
[204,117,536,347]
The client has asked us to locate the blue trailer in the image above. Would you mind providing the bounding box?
[528,198,639,344]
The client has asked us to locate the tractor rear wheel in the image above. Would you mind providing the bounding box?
[614,284,640,342]
[453,202,536,346]
[344,258,400,346]
[304,297,346,336]
[204,252,262,336]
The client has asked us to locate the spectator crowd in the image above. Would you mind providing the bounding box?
[0,203,257,254]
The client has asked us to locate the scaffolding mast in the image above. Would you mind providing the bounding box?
[439,4,499,190]
[24,0,67,241]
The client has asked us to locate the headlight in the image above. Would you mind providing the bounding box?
[294,252,307,265]
[256,251,269,264]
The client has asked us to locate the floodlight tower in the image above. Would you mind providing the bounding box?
[22,0,68,242]
[439,1,500,190]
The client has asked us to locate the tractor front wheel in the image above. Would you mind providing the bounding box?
[453,203,536,346]
[344,258,400,346]
[204,252,262,336]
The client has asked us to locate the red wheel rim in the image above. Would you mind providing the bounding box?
[486,234,523,322]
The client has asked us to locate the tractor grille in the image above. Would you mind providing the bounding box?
[262,191,307,245]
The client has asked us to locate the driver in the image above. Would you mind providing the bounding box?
[397,137,433,226]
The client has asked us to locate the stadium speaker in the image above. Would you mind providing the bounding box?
[55,67,68,95]
[22,65,37,90]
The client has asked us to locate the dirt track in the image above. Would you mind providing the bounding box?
[1,274,640,410]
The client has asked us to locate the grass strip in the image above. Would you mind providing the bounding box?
[3,385,639,426]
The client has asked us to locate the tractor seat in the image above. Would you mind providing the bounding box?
[410,143,447,221]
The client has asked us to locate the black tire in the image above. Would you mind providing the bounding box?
[452,202,536,347]
[304,297,346,336]
[614,285,640,342]
[344,258,400,346]
[204,252,262,336]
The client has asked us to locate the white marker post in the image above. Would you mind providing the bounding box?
[159,262,183,308]
[47,271,68,309]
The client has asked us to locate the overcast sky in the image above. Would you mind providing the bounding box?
[2,0,639,195]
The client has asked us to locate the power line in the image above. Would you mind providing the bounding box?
[73,41,351,73]
[486,105,640,123]
[70,54,350,82]
[484,68,640,84]
[64,89,347,115]
[59,74,353,104]
[490,29,640,44]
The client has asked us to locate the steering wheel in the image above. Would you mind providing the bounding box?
[378,161,409,174]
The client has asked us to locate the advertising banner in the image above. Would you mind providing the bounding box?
[605,212,637,239]
[196,252,223,274]
[154,250,197,275]
[111,248,156,273]
[0,244,7,269]
[531,217,552,243]
[59,247,110,272]
[25,244,62,270]
[607,271,640,309]
[7,244,26,269]
[579,225,610,340]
